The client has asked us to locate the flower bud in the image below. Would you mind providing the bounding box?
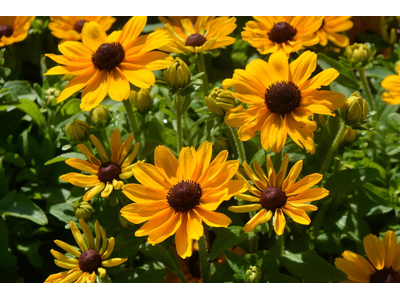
[66,119,91,143]
[205,87,236,117]
[88,105,110,129]
[214,136,230,153]
[44,88,60,107]
[129,89,153,114]
[344,43,372,67]
[245,266,263,283]
[74,201,93,221]
[164,57,190,90]
[341,92,368,124]
[341,128,357,147]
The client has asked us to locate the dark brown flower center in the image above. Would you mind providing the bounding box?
[265,81,302,114]
[74,20,87,34]
[188,250,201,279]
[79,249,102,273]
[92,42,125,71]
[167,180,202,212]
[260,186,287,211]
[0,25,13,38]
[370,267,400,283]
[268,22,297,44]
[185,33,207,47]
[98,162,121,183]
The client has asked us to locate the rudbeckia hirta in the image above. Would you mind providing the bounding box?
[45,16,173,111]
[45,219,127,283]
[313,17,353,47]
[49,16,116,42]
[335,230,400,283]
[0,16,35,47]
[228,154,329,235]
[381,64,400,105]
[120,141,247,258]
[158,16,237,54]
[241,17,323,55]
[223,50,347,153]
[60,128,139,201]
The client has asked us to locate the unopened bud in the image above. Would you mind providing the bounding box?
[164,57,190,90]
[44,88,60,107]
[66,119,91,143]
[344,43,372,67]
[205,88,236,117]
[341,92,368,124]
[245,266,263,283]
[341,128,357,147]
[88,105,110,129]
[129,89,153,114]
[74,201,93,221]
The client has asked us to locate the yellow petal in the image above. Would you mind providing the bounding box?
[82,21,107,52]
[364,234,385,270]
[83,182,105,201]
[102,237,115,260]
[54,240,81,258]
[195,206,231,228]
[102,258,128,268]
[228,204,262,213]
[90,134,109,162]
[282,205,311,225]
[79,219,94,250]
[243,209,267,233]
[69,221,88,251]
[101,182,114,197]
[274,208,286,236]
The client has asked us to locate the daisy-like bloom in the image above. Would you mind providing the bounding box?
[335,230,400,283]
[381,64,400,105]
[120,141,247,258]
[45,219,127,283]
[223,50,347,153]
[60,128,139,201]
[228,154,329,235]
[313,17,353,47]
[45,16,173,111]
[49,16,116,42]
[0,16,35,47]
[241,17,323,56]
[158,16,237,54]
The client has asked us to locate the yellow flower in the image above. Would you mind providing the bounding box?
[120,141,247,258]
[313,17,353,47]
[45,219,127,283]
[335,230,400,283]
[60,128,139,201]
[229,154,329,235]
[45,16,174,111]
[158,16,237,54]
[381,64,400,105]
[241,17,323,56]
[223,50,347,153]
[49,16,116,42]
[0,16,35,47]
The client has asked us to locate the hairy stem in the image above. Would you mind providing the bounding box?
[229,126,246,163]
[320,120,346,174]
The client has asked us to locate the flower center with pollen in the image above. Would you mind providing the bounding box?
[98,162,121,183]
[265,81,302,114]
[268,22,297,44]
[185,33,207,47]
[79,249,102,273]
[92,43,125,71]
[370,267,400,283]
[260,186,287,211]
[74,20,87,34]
[0,25,13,38]
[167,180,202,212]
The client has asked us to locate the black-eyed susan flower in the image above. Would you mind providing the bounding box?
[0,16,35,47]
[120,141,247,258]
[223,50,347,153]
[335,230,400,283]
[229,154,329,235]
[381,64,400,105]
[241,17,323,56]
[45,219,127,283]
[158,16,237,54]
[60,128,139,201]
[45,16,173,111]
[313,17,353,47]
[49,16,116,42]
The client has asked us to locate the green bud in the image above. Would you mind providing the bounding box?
[344,43,372,67]
[341,92,368,124]
[245,266,263,283]
[164,57,190,90]
[74,201,93,221]
[88,105,110,129]
[44,88,60,107]
[341,128,357,147]
[214,136,230,153]
[205,87,236,117]
[129,88,153,114]
[66,119,91,143]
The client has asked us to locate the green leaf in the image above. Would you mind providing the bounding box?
[45,152,87,165]
[1,152,26,168]
[223,250,250,277]
[3,81,33,97]
[210,262,235,283]
[0,99,45,128]
[132,269,172,283]
[0,218,18,280]
[0,191,48,225]
[114,231,145,258]
[49,202,76,228]
[388,113,400,133]
[15,239,43,268]
[266,273,300,283]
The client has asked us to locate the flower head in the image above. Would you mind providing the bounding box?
[60,128,139,201]
[313,17,353,47]
[49,16,116,42]
[241,17,323,56]
[120,141,247,258]
[45,16,173,111]
[229,154,329,235]
[223,50,347,153]
[0,16,35,47]
[381,64,400,105]
[335,230,400,283]
[45,219,127,283]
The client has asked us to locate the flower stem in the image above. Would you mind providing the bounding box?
[277,234,285,257]
[358,67,375,112]
[229,126,246,163]
[320,120,346,174]
[174,92,184,151]
[122,100,142,157]
[198,233,210,283]
[100,128,109,148]
[197,52,209,99]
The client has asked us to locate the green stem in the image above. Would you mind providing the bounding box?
[198,234,210,283]
[100,128,109,148]
[197,52,209,99]
[229,126,246,163]
[122,100,142,157]
[175,92,184,151]
[83,141,95,154]
[277,234,285,257]
[359,68,375,112]
[320,120,346,174]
